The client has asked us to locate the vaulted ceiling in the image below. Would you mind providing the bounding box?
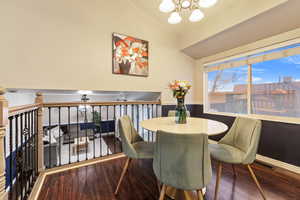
[131,0,300,59]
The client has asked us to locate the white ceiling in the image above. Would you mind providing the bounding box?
[131,0,296,58]
[182,0,300,59]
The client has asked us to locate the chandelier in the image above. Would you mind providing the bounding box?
[159,0,219,24]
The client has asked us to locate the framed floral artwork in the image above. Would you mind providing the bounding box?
[112,33,149,77]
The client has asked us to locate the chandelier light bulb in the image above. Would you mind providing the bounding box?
[159,0,176,13]
[189,9,204,22]
[168,12,182,24]
[199,0,218,8]
[181,0,191,8]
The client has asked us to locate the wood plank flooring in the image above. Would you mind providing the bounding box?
[38,157,300,200]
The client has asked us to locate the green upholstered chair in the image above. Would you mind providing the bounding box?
[209,117,266,200]
[114,115,154,195]
[153,130,212,200]
[168,110,191,117]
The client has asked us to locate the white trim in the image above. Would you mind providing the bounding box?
[204,111,300,125]
[247,65,252,115]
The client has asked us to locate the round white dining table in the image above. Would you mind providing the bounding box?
[141,117,228,136]
[141,117,228,200]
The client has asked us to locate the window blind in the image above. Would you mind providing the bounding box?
[204,45,300,72]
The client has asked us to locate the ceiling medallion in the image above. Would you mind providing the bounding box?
[159,0,219,24]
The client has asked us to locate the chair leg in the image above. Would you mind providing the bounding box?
[232,164,237,177]
[159,184,166,200]
[197,189,204,200]
[247,165,267,200]
[214,162,223,200]
[157,179,161,193]
[114,157,131,195]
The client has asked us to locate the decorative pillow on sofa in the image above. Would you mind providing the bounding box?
[43,135,57,145]
[50,126,61,139]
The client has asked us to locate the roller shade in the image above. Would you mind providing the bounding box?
[204,45,300,72]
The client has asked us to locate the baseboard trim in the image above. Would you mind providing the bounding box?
[208,139,300,175]
[28,153,126,200]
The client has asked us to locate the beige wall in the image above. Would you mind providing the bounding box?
[195,28,300,104]
[0,0,196,105]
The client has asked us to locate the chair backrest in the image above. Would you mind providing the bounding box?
[118,115,143,158]
[168,110,191,117]
[153,131,212,190]
[219,117,262,164]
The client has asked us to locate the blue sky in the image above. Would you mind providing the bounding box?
[252,55,300,83]
[208,55,300,92]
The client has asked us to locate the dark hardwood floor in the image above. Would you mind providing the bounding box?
[38,156,300,200]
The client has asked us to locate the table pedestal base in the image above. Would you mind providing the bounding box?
[165,186,206,200]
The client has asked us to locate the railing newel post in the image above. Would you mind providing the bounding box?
[0,87,8,200]
[35,92,44,172]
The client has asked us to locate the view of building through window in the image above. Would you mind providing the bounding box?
[206,48,300,118]
[251,55,300,117]
[207,66,248,114]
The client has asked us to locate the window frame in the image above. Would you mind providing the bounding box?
[203,44,300,125]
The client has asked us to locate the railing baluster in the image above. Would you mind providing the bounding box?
[92,106,95,159]
[118,105,122,152]
[76,106,79,162]
[20,113,24,200]
[24,112,28,194]
[68,107,71,164]
[30,111,34,187]
[8,117,13,200]
[84,106,88,160]
[99,106,102,157]
[58,107,61,166]
[35,110,38,177]
[106,106,109,155]
[142,104,145,139]
[15,115,19,200]
[147,105,150,142]
[48,108,51,169]
[113,105,116,153]
[151,104,154,142]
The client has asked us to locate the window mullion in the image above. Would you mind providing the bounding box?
[247,64,252,115]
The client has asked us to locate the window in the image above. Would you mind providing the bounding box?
[207,66,248,114]
[251,55,300,117]
[204,43,300,119]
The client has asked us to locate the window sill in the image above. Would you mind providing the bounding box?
[204,111,300,125]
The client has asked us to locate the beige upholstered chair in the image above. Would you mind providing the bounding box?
[114,115,154,195]
[209,117,266,200]
[168,110,191,117]
[153,130,212,200]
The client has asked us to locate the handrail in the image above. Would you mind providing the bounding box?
[8,103,41,116]
[43,101,161,107]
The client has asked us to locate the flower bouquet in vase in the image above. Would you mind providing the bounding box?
[169,80,191,124]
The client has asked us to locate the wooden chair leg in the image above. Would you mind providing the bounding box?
[114,157,131,195]
[247,165,267,200]
[214,162,223,200]
[232,164,237,177]
[159,184,166,200]
[157,179,161,193]
[197,189,204,200]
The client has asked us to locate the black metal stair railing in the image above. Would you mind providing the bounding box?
[43,102,161,169]
[7,108,39,200]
